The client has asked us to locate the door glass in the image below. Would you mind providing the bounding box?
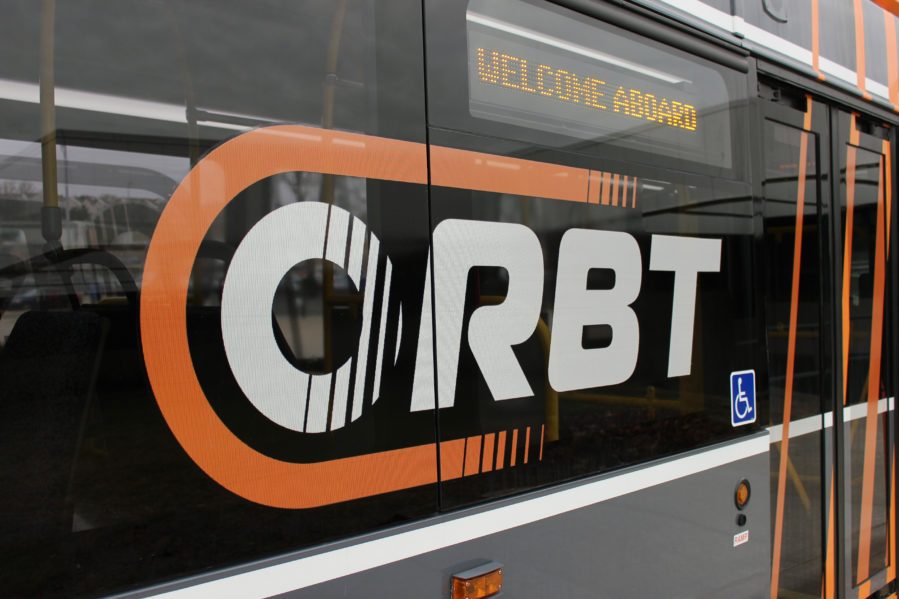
[763,116,826,597]
[837,114,893,587]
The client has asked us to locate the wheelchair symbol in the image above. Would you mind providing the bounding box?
[730,370,756,426]
[734,378,752,419]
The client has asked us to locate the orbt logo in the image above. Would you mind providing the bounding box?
[141,125,721,508]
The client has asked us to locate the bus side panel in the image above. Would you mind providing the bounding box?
[276,442,770,599]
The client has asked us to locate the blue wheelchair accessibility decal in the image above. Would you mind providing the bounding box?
[730,370,756,427]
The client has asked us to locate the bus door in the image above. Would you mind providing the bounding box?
[832,108,896,599]
[761,83,836,599]
[762,80,898,598]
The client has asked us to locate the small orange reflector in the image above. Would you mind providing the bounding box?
[735,479,751,510]
[451,565,503,599]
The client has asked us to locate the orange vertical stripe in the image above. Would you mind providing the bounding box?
[843,116,860,405]
[539,424,545,461]
[771,97,813,599]
[510,429,519,467]
[856,153,887,584]
[464,435,482,476]
[611,174,620,207]
[496,430,507,470]
[481,433,495,473]
[601,172,611,205]
[854,0,872,99]
[632,177,638,208]
[859,581,872,598]
[588,171,602,204]
[886,15,899,109]
[812,0,825,80]
[440,439,466,481]
[885,140,893,254]
[622,176,629,208]
[524,426,531,464]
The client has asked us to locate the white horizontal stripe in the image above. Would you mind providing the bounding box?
[768,412,827,443]
[146,435,768,598]
[768,397,894,443]
[741,22,812,66]
[867,79,890,100]
[845,396,893,422]
[0,78,257,131]
[818,57,857,87]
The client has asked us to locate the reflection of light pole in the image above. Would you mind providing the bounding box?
[320,0,349,374]
[40,0,61,252]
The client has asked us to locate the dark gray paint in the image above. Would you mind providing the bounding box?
[270,441,770,599]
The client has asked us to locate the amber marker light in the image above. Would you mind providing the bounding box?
[451,562,503,599]
[735,479,751,510]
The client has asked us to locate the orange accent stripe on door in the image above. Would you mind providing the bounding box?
[885,140,893,254]
[496,430,507,470]
[464,435,482,476]
[510,429,519,467]
[886,15,899,109]
[854,0,872,100]
[481,433,495,473]
[430,146,589,202]
[539,424,545,461]
[812,0,825,80]
[859,581,872,598]
[855,153,887,584]
[843,116,860,405]
[524,426,531,464]
[771,96,813,599]
[632,177,638,208]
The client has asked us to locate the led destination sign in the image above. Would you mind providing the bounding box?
[476,48,698,132]
[465,0,737,169]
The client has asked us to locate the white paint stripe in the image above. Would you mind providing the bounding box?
[147,434,768,599]
[768,412,827,444]
[346,218,366,286]
[767,397,894,443]
[741,22,812,65]
[372,259,392,402]
[819,57,858,88]
[351,235,379,422]
[304,373,332,433]
[845,396,892,422]
[868,79,890,100]
[328,361,352,431]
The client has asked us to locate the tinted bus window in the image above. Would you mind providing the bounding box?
[424,0,761,509]
[0,1,432,595]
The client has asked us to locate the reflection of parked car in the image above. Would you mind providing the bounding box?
[0,226,25,250]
